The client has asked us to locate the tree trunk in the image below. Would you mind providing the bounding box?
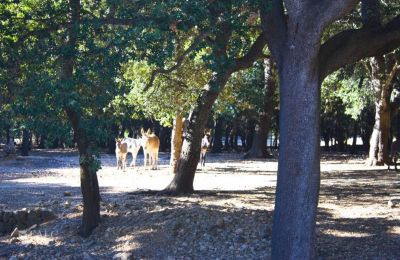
[351,121,358,153]
[62,0,100,237]
[245,120,255,152]
[367,56,392,166]
[224,125,231,150]
[21,129,30,156]
[170,114,184,174]
[271,43,321,259]
[6,126,10,144]
[244,58,277,159]
[163,72,231,194]
[211,116,223,153]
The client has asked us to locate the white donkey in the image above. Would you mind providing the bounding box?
[140,129,160,170]
[123,137,142,167]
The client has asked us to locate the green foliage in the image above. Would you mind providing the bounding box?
[322,71,373,120]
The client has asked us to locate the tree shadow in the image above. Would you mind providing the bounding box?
[317,208,400,259]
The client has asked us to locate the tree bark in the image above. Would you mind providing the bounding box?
[170,114,184,174]
[163,71,232,194]
[367,56,393,165]
[244,58,277,159]
[259,0,400,256]
[271,48,321,260]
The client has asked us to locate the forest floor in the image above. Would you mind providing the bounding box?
[0,149,399,259]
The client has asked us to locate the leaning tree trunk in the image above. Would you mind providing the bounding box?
[61,0,100,237]
[170,114,184,174]
[244,58,277,159]
[163,72,231,194]
[367,56,392,166]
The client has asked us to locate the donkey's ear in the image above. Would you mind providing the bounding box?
[140,128,145,135]
[147,129,151,135]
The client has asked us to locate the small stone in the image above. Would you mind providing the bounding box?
[235,228,243,235]
[216,218,225,228]
[10,227,19,238]
[112,252,131,260]
[388,199,399,208]
[64,200,71,209]
[64,191,72,196]
[10,237,20,243]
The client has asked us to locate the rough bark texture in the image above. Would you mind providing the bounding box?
[163,72,231,194]
[367,56,399,166]
[62,0,100,237]
[170,114,184,174]
[272,44,321,260]
[261,1,358,259]
[244,58,276,159]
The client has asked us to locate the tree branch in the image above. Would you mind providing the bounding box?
[232,31,269,72]
[319,15,400,80]
[143,32,208,91]
[260,0,286,64]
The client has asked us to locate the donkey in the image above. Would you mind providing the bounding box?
[200,129,211,167]
[115,138,128,171]
[140,129,160,170]
[388,139,400,171]
[123,137,142,167]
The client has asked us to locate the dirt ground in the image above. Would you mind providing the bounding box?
[0,149,399,259]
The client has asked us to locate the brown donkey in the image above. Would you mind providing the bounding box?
[140,129,160,170]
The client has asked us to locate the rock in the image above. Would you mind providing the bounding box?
[64,191,72,196]
[388,199,400,208]
[112,252,131,260]
[64,200,71,209]
[235,228,243,235]
[8,256,17,260]
[216,218,225,228]
[10,237,20,243]
[10,227,19,238]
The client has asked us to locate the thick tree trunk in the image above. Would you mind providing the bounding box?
[163,72,231,194]
[244,58,276,159]
[170,114,184,174]
[367,56,392,166]
[211,116,223,153]
[21,129,30,156]
[271,47,320,259]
